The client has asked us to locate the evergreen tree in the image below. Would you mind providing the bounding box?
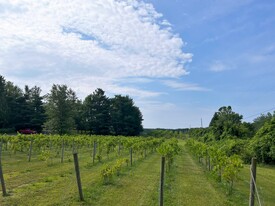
[0,76,8,128]
[5,81,24,130]
[110,95,143,136]
[84,88,111,135]
[29,86,46,133]
[74,99,86,134]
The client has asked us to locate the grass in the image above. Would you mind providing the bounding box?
[0,147,139,205]
[165,141,227,206]
[0,140,275,205]
[89,153,160,206]
[226,163,275,206]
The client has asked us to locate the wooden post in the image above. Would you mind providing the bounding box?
[28,139,33,162]
[61,139,65,163]
[159,156,165,206]
[130,148,133,166]
[249,157,257,206]
[92,141,96,164]
[72,141,76,153]
[0,140,7,196]
[73,153,84,201]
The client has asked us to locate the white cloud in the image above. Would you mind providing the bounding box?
[163,80,209,91]
[0,0,192,101]
[209,60,228,72]
[0,0,191,77]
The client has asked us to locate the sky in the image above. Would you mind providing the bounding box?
[0,0,275,129]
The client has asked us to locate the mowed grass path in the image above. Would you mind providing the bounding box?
[92,153,160,206]
[165,141,227,206]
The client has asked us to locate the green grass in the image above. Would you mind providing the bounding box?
[165,141,227,206]
[0,141,275,205]
[0,147,138,205]
[89,153,160,206]
[227,163,275,206]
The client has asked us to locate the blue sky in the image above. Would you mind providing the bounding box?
[0,0,275,128]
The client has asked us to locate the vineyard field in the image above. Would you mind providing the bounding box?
[0,136,274,206]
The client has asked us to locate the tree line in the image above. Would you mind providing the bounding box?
[188,106,275,164]
[0,75,143,136]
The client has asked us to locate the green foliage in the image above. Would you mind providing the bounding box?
[251,117,275,164]
[110,95,143,136]
[28,86,46,133]
[157,138,180,170]
[0,75,9,128]
[0,76,144,136]
[84,88,111,135]
[186,139,243,194]
[44,84,77,135]
[113,158,127,176]
[100,164,114,184]
[100,158,128,184]
[0,77,46,133]
[209,106,245,139]
[253,112,274,132]
[96,154,102,162]
[143,129,183,139]
[222,155,243,194]
[38,150,53,165]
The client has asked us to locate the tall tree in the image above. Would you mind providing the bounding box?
[110,95,143,136]
[0,76,8,128]
[253,112,274,132]
[252,117,275,164]
[45,84,77,135]
[209,106,243,139]
[29,86,46,133]
[5,81,24,130]
[74,100,86,134]
[84,88,111,135]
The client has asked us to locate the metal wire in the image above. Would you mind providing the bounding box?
[250,167,262,206]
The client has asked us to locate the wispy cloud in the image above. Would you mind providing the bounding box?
[209,60,229,72]
[163,80,209,91]
[244,45,275,64]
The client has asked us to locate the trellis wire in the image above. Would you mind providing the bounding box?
[250,167,262,206]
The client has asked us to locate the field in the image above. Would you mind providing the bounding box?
[0,137,275,206]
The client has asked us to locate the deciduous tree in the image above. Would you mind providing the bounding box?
[45,84,77,135]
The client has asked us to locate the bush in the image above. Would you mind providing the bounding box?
[251,117,275,164]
